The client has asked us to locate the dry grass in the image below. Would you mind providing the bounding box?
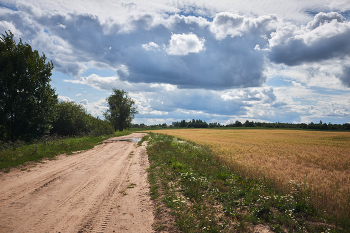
[153,128,350,218]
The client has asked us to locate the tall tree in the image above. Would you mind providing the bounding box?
[0,31,58,141]
[104,89,137,131]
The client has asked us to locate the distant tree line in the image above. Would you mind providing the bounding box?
[133,119,350,131]
[173,119,209,128]
[225,120,350,131]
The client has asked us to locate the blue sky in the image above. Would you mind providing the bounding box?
[1,0,350,125]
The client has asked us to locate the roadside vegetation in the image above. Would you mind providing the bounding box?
[0,130,131,172]
[147,132,350,232]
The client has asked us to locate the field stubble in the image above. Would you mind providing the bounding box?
[153,129,350,218]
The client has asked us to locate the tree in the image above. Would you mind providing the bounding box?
[0,31,58,141]
[235,120,242,127]
[51,101,90,136]
[51,101,114,136]
[103,89,137,131]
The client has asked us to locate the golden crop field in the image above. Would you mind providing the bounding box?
[152,128,350,217]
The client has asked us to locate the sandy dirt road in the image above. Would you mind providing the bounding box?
[0,133,154,233]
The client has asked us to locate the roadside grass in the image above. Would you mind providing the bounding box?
[0,130,131,172]
[147,133,348,232]
[137,134,150,147]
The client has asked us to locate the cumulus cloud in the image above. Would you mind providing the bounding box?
[306,12,345,30]
[64,74,162,92]
[210,12,245,39]
[58,95,73,102]
[0,21,22,37]
[0,4,272,89]
[80,98,108,117]
[57,23,66,29]
[166,33,205,55]
[210,12,278,40]
[267,12,350,88]
[142,41,160,51]
[268,12,350,66]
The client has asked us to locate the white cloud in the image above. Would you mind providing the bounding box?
[142,41,160,51]
[267,12,350,88]
[0,21,22,37]
[292,81,302,87]
[64,74,156,92]
[306,12,345,30]
[80,98,108,117]
[268,12,350,65]
[166,33,205,55]
[210,12,278,40]
[57,23,66,29]
[58,95,73,102]
[210,12,245,39]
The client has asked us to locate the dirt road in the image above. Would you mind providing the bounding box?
[0,133,154,233]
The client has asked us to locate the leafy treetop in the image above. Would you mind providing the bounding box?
[0,31,58,141]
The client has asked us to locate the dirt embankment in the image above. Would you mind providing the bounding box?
[0,133,154,233]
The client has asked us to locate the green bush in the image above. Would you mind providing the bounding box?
[51,101,114,137]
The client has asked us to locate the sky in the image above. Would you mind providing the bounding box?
[1,0,350,125]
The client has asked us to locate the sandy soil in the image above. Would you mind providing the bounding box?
[0,133,154,233]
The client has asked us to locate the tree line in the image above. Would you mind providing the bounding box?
[0,31,136,142]
[134,119,350,131]
[225,120,350,130]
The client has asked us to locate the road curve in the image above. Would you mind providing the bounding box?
[0,133,154,233]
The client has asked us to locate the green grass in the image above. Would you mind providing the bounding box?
[146,133,348,233]
[0,130,131,172]
[137,134,150,146]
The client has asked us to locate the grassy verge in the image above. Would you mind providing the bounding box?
[0,130,131,172]
[147,133,348,233]
[137,134,150,147]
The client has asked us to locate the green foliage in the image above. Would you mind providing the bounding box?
[137,134,150,147]
[104,88,137,131]
[87,114,115,136]
[0,31,58,141]
[51,101,90,136]
[51,101,114,136]
[172,119,209,128]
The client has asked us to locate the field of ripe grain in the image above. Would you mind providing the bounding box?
[152,129,350,217]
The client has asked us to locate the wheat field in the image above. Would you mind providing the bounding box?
[152,128,350,217]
